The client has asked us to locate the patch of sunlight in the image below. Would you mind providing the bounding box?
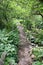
[12,18,23,24]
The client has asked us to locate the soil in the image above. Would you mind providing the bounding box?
[17,23,33,65]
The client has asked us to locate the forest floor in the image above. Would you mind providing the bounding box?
[17,22,34,65]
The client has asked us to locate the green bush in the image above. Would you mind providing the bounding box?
[0,28,19,65]
[32,47,43,65]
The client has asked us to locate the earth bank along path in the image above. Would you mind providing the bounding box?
[17,22,32,65]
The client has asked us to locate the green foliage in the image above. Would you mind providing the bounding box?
[0,28,19,65]
[32,47,43,59]
[0,0,36,28]
[32,47,43,65]
[0,0,43,65]
[32,61,43,65]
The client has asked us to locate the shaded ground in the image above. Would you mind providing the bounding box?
[17,23,33,65]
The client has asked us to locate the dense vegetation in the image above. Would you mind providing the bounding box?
[0,28,19,65]
[0,0,43,65]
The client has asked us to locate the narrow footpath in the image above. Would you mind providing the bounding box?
[17,22,32,65]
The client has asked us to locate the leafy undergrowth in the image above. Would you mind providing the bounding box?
[25,29,43,46]
[32,47,43,65]
[33,61,43,65]
[0,28,19,65]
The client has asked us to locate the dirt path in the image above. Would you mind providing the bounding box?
[17,22,32,65]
